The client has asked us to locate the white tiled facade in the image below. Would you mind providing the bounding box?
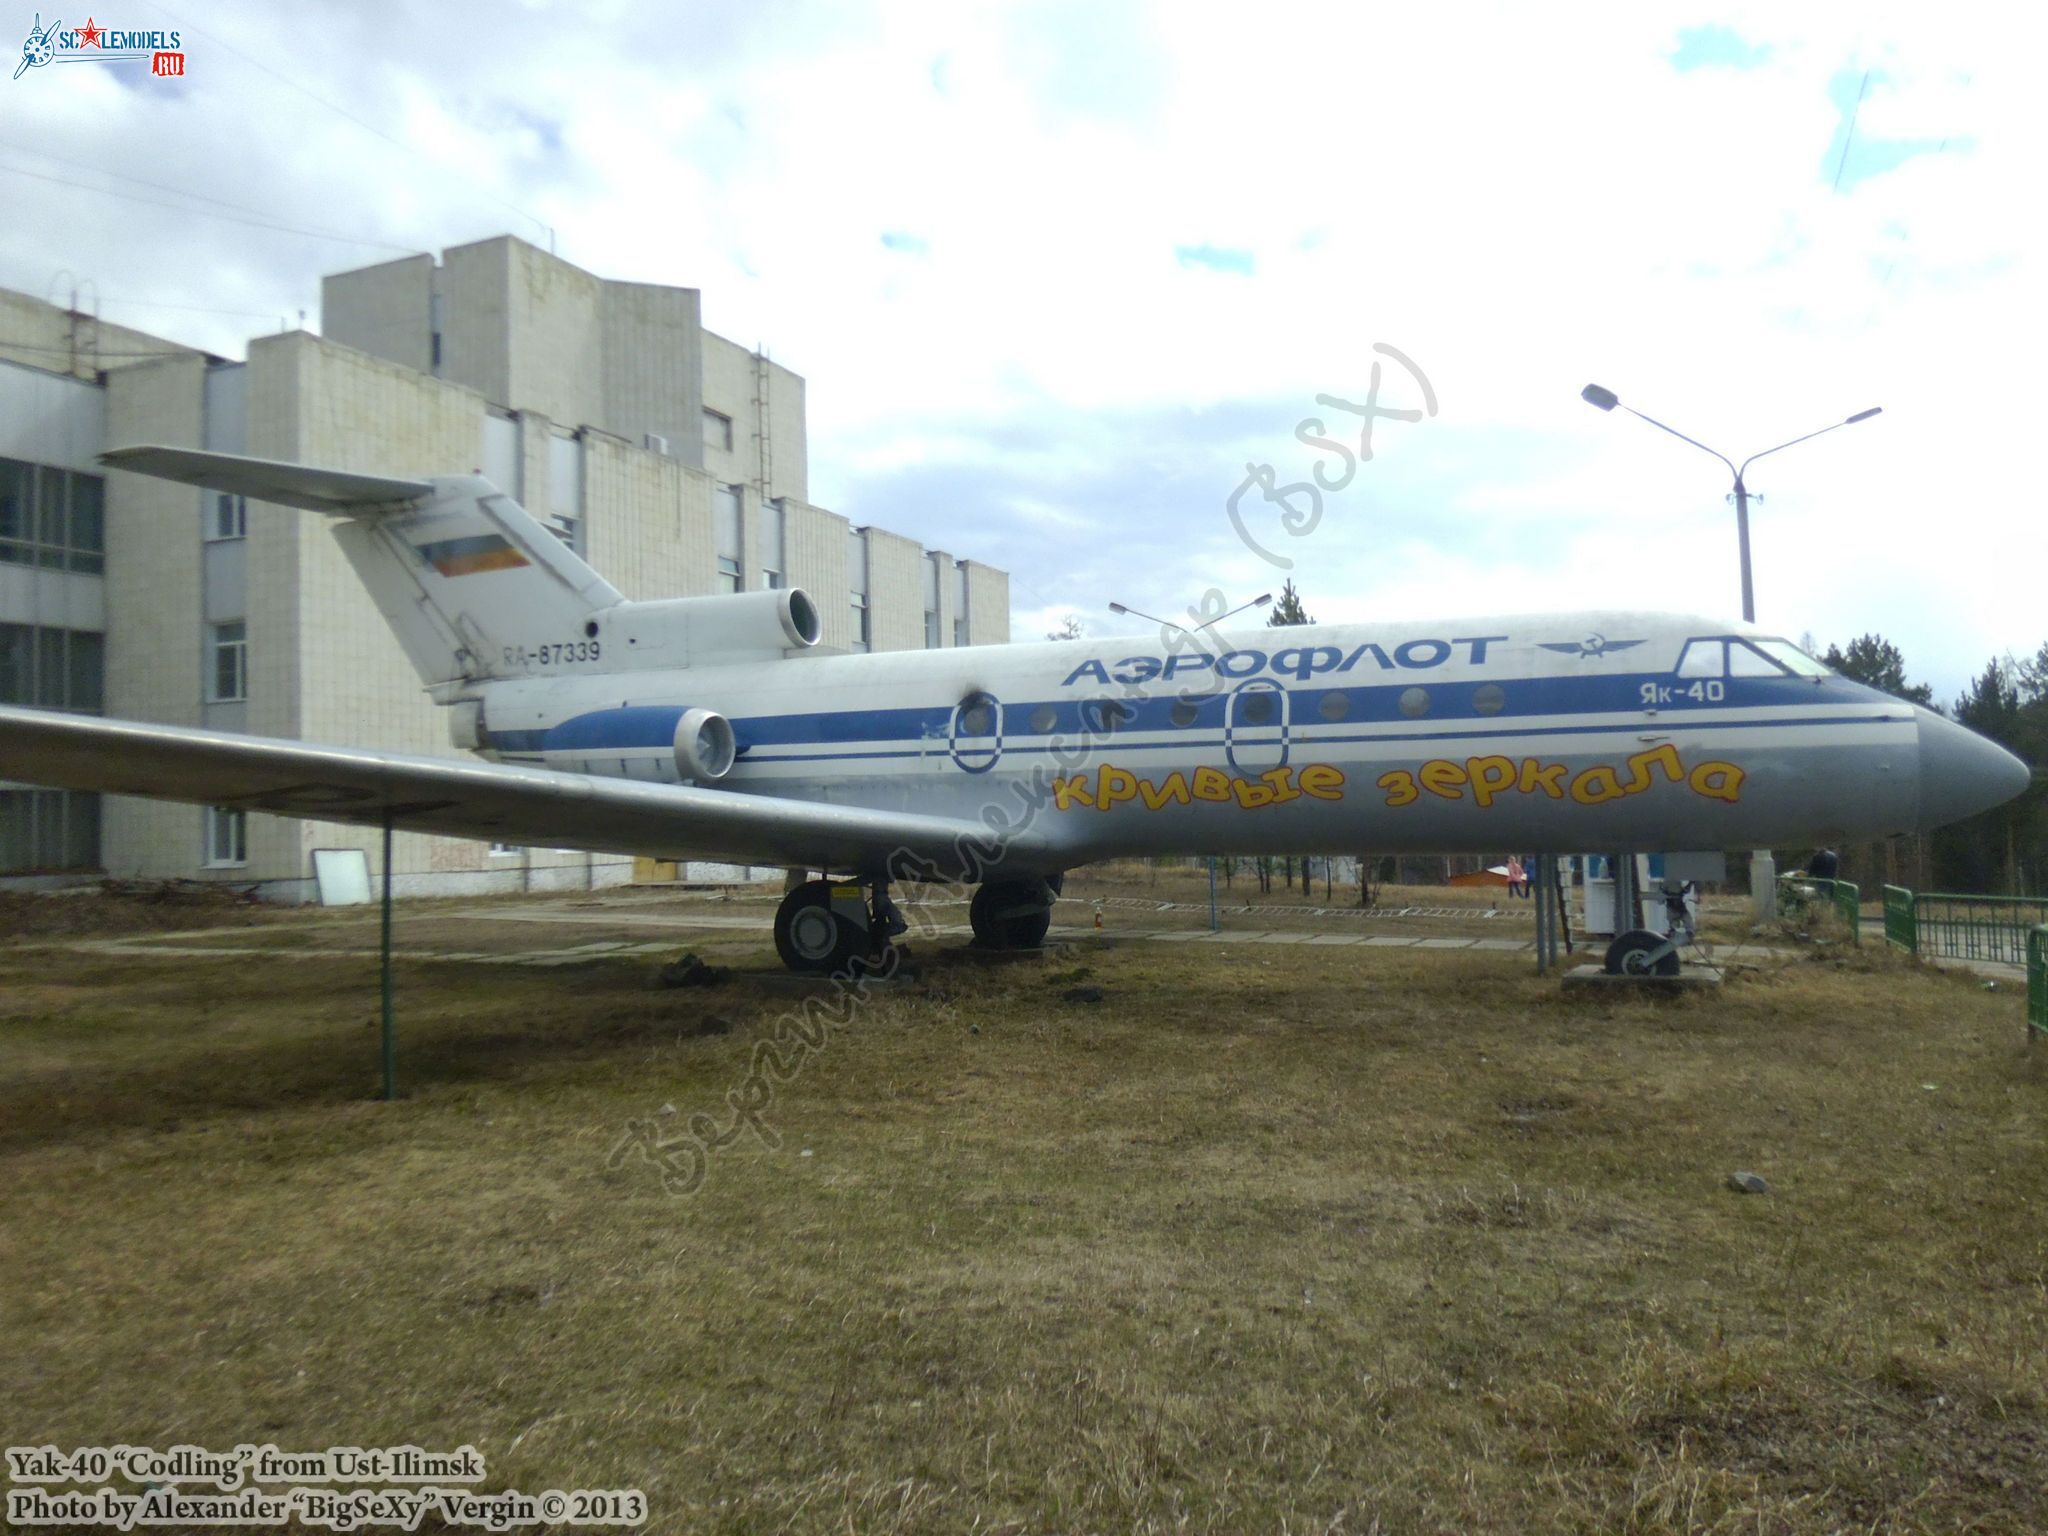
[0,236,1010,895]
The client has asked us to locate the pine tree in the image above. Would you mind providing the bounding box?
[1820,634,1934,706]
[1265,580,1313,627]
[1954,658,2021,744]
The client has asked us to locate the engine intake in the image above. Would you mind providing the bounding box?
[673,707,736,782]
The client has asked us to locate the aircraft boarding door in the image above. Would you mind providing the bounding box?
[949,691,1002,774]
[1225,680,1289,772]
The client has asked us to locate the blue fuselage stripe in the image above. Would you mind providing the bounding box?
[490,671,1901,763]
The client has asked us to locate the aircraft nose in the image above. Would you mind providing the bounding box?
[1915,708,2032,831]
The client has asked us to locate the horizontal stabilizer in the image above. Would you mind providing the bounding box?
[99,445,431,515]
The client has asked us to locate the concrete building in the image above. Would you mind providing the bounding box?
[1,236,1009,895]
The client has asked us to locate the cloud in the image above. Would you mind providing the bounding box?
[3,0,2043,703]
[1669,25,1772,72]
[1174,244,1255,276]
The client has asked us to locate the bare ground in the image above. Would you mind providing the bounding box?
[1,882,2042,1534]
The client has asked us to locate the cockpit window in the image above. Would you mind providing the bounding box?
[1676,636,1823,681]
[1754,639,1831,678]
[1676,640,1724,678]
[1726,642,1780,678]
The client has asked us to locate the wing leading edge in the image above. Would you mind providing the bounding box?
[0,706,1049,878]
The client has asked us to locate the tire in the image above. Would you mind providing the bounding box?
[970,878,1053,949]
[1604,928,1679,977]
[774,881,865,975]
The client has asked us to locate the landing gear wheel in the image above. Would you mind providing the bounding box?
[970,878,1054,949]
[774,880,867,975]
[1604,928,1680,977]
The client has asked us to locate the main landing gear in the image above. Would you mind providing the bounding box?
[771,873,1063,975]
[968,875,1058,951]
[773,878,906,977]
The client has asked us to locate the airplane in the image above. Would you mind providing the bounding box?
[0,445,2030,976]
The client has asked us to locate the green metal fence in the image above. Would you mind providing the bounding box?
[1779,877,1862,941]
[1883,885,1916,951]
[1912,894,2048,969]
[2028,927,2046,1041]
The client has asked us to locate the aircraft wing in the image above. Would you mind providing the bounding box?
[0,706,1047,877]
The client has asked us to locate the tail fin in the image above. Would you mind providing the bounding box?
[100,446,621,692]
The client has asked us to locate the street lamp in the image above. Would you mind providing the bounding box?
[1580,383,1881,623]
[1580,384,1882,923]
[1109,593,1271,634]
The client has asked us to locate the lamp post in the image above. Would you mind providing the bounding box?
[1580,385,1882,917]
[1580,384,1880,623]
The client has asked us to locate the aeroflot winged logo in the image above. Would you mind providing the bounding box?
[1537,634,1645,660]
[14,13,186,79]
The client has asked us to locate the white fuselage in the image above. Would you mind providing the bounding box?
[465,609,1933,872]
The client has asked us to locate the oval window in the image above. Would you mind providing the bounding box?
[1239,691,1277,726]
[1319,691,1349,722]
[1029,704,1057,734]
[1399,686,1431,719]
[959,702,993,735]
[1472,683,1505,716]
[1170,699,1200,728]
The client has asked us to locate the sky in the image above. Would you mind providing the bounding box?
[3,0,2041,703]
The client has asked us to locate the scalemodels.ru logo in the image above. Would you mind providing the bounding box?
[14,13,186,79]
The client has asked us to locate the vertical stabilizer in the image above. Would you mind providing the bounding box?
[98,446,623,691]
[328,477,621,688]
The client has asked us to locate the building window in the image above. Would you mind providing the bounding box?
[204,806,247,867]
[209,493,247,541]
[0,789,100,873]
[717,556,741,593]
[759,498,785,591]
[703,409,734,453]
[923,552,943,648]
[1,623,103,712]
[546,432,583,551]
[0,458,105,574]
[953,561,970,647]
[847,527,870,652]
[209,620,247,702]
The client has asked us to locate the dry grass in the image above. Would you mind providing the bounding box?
[2,892,2044,1535]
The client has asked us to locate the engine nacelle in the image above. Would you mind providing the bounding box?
[448,698,486,752]
[603,587,821,669]
[673,707,736,782]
